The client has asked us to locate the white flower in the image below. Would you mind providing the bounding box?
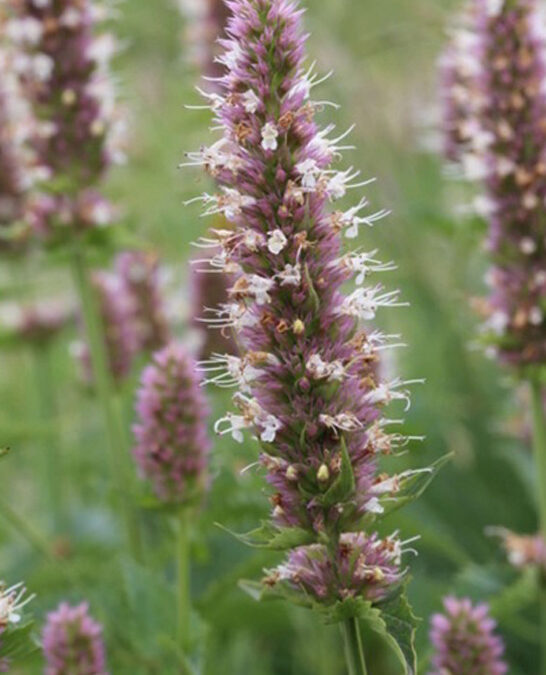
[339,250,396,285]
[485,0,504,17]
[319,412,362,433]
[257,414,282,443]
[242,89,260,113]
[295,158,320,190]
[529,307,544,326]
[261,122,279,151]
[247,274,275,304]
[487,310,508,335]
[60,8,83,28]
[340,286,406,321]
[267,229,288,254]
[31,54,54,82]
[0,582,34,631]
[191,188,256,221]
[496,157,515,177]
[199,354,266,392]
[90,202,113,227]
[219,42,243,70]
[214,413,248,443]
[306,354,346,381]
[6,17,43,45]
[520,237,537,254]
[277,263,301,287]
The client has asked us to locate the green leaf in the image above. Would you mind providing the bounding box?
[489,567,538,619]
[320,437,356,508]
[378,585,420,675]
[217,520,316,550]
[380,453,452,519]
[0,620,38,662]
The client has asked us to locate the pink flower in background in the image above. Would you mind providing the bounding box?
[440,0,546,366]
[133,342,210,503]
[429,596,507,675]
[115,250,170,353]
[42,602,107,675]
[77,272,138,384]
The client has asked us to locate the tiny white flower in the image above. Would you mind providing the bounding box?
[277,263,301,287]
[520,236,537,254]
[522,192,539,210]
[267,229,288,254]
[495,157,515,177]
[485,0,504,17]
[487,310,508,335]
[295,158,320,190]
[261,122,279,151]
[258,414,282,443]
[31,54,54,82]
[214,413,247,443]
[90,202,112,227]
[529,307,543,326]
[242,89,260,113]
[0,582,34,632]
[247,274,275,305]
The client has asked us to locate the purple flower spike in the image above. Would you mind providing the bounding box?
[265,532,404,604]
[133,342,210,504]
[5,0,124,240]
[77,272,138,384]
[42,602,107,675]
[115,251,170,353]
[429,596,507,675]
[186,0,423,608]
[440,0,546,366]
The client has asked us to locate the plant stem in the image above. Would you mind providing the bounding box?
[31,344,64,532]
[342,617,368,675]
[530,374,546,675]
[176,508,191,666]
[70,240,141,560]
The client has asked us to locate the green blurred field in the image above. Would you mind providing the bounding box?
[0,0,539,672]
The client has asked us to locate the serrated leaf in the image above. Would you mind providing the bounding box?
[217,520,315,550]
[320,437,355,508]
[380,453,452,519]
[378,585,419,674]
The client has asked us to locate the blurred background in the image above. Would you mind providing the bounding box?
[0,0,538,672]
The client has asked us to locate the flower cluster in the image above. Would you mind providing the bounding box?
[0,39,41,249]
[438,3,483,164]
[177,0,230,79]
[429,596,507,675]
[0,581,33,635]
[42,602,107,675]
[440,0,546,366]
[5,0,124,240]
[491,527,546,571]
[188,0,422,609]
[76,271,138,384]
[115,250,170,352]
[264,532,407,604]
[133,342,210,504]
[0,580,34,672]
[2,301,71,347]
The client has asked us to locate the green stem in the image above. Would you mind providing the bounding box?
[70,240,141,560]
[176,509,191,667]
[31,344,64,532]
[342,618,368,675]
[531,374,546,675]
[0,496,55,563]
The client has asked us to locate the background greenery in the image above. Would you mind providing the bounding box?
[0,0,539,672]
